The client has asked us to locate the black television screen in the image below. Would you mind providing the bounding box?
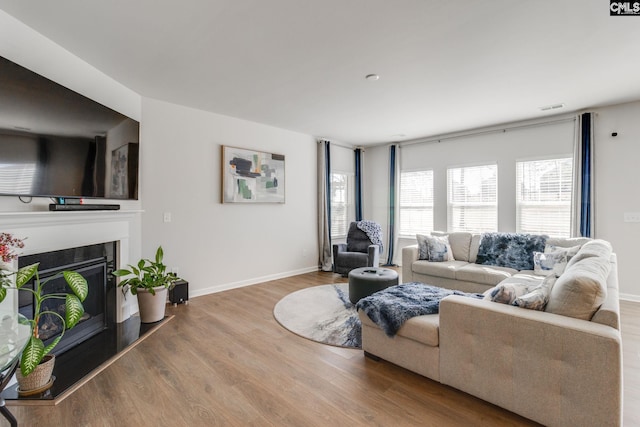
[0,56,139,200]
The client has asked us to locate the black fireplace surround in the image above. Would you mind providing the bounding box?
[1,241,165,403]
[18,242,117,354]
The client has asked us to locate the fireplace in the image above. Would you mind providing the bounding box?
[18,242,117,355]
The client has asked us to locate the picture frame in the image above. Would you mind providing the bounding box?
[221,145,285,203]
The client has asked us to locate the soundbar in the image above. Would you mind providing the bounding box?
[49,204,121,211]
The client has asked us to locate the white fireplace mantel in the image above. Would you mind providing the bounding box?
[0,210,143,322]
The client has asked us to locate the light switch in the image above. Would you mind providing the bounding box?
[163,212,172,223]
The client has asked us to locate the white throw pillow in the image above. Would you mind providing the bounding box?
[514,274,556,311]
[533,245,581,276]
[485,282,530,304]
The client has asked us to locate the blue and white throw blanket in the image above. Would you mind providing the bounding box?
[356,220,383,248]
[356,282,484,337]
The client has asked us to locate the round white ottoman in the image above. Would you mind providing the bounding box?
[348,267,399,304]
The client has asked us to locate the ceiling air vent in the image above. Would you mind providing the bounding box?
[539,103,565,111]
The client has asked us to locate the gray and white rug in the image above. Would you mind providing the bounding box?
[273,283,361,349]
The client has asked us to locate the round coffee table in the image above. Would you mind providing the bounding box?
[348,267,399,304]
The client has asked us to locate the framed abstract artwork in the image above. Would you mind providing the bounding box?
[221,145,285,203]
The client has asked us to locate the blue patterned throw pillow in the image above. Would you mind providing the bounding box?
[416,234,453,262]
[476,232,547,271]
[426,235,453,262]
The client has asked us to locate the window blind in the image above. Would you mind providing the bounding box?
[330,172,354,238]
[516,158,573,238]
[447,164,497,232]
[399,170,434,237]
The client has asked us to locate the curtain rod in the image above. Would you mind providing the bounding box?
[316,139,356,150]
[398,115,577,148]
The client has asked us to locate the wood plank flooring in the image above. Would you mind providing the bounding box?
[8,270,639,426]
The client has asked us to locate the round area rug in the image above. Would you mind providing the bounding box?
[273,283,361,349]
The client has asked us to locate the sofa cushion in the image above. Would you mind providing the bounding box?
[565,239,613,269]
[476,232,547,270]
[545,236,591,248]
[545,256,610,320]
[335,251,370,268]
[412,260,468,280]
[456,264,517,286]
[432,231,472,262]
[468,233,482,263]
[396,314,439,347]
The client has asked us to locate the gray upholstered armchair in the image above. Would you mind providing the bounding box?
[333,221,382,277]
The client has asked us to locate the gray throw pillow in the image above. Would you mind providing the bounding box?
[416,234,430,260]
[425,235,454,262]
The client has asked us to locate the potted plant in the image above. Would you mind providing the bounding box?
[112,246,179,323]
[0,233,88,393]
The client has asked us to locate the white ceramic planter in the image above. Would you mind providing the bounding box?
[136,287,167,323]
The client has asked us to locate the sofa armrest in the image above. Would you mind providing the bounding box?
[439,296,622,427]
[402,245,419,282]
[332,243,347,273]
[367,244,380,267]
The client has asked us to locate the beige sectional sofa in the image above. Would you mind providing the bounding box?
[403,231,592,294]
[359,232,622,427]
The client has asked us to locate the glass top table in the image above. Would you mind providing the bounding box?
[0,313,32,427]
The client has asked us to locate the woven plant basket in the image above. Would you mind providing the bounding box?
[16,354,55,392]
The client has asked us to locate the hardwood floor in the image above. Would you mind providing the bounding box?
[8,270,639,426]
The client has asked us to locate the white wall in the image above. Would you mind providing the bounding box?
[592,101,640,299]
[363,145,392,262]
[140,98,318,297]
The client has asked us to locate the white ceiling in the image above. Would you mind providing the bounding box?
[1,0,639,145]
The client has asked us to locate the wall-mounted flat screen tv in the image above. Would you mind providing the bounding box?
[0,56,139,200]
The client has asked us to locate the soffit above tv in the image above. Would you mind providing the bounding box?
[0,56,131,139]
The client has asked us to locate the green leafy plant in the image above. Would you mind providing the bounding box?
[112,246,179,296]
[0,263,88,376]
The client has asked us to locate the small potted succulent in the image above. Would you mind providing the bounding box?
[0,233,88,393]
[112,246,179,323]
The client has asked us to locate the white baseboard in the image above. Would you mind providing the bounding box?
[189,266,320,299]
[619,293,640,303]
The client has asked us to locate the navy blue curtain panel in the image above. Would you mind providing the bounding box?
[325,141,332,243]
[384,145,397,266]
[354,148,363,222]
[580,113,592,237]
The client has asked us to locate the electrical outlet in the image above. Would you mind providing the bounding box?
[163,212,172,223]
[624,212,640,222]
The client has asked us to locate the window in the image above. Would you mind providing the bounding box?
[399,170,434,237]
[516,158,573,238]
[447,164,497,232]
[330,172,354,238]
[0,163,37,194]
